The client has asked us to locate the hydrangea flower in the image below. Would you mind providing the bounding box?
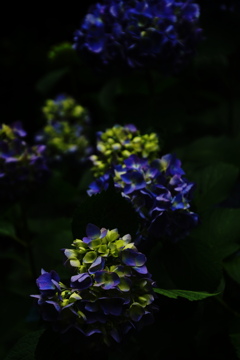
[73,0,202,71]
[220,2,239,12]
[32,224,158,345]
[35,95,92,162]
[88,154,198,244]
[0,122,49,201]
[42,94,89,123]
[90,124,160,177]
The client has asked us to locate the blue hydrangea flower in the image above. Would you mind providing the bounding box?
[35,95,92,162]
[32,225,158,345]
[88,154,198,244]
[0,122,49,201]
[73,0,202,71]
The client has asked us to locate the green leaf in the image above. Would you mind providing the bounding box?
[154,288,220,301]
[4,330,44,360]
[36,67,69,94]
[29,217,72,259]
[72,179,139,240]
[0,220,15,238]
[230,334,240,359]
[0,221,25,245]
[224,256,240,284]
[166,236,222,293]
[175,136,240,170]
[98,77,120,112]
[190,162,239,211]
[193,208,240,261]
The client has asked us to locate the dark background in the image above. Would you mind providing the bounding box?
[2,1,240,359]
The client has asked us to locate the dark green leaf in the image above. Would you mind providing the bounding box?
[0,221,25,245]
[29,217,73,267]
[0,220,15,238]
[224,256,240,284]
[230,333,240,359]
[36,67,69,93]
[98,77,120,112]
[154,288,220,301]
[4,330,43,360]
[193,208,240,260]
[190,162,239,211]
[72,179,139,240]
[175,136,240,170]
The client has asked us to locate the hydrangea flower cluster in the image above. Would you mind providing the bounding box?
[42,94,89,123]
[88,154,198,243]
[32,224,158,345]
[35,95,92,162]
[0,122,49,200]
[73,0,202,71]
[220,1,239,12]
[90,124,160,177]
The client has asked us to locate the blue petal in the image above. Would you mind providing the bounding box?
[71,273,92,290]
[122,249,146,267]
[86,223,101,239]
[88,256,105,274]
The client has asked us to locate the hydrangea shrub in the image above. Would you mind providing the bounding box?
[32,224,158,345]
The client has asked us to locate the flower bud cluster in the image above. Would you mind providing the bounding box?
[35,95,91,162]
[90,124,160,177]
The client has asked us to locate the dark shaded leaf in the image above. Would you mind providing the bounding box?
[36,67,69,93]
[230,333,240,359]
[190,162,239,211]
[4,330,43,360]
[72,179,139,240]
[193,208,240,260]
[224,256,240,284]
[154,288,220,301]
[175,136,240,170]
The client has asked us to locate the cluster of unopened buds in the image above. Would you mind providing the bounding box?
[35,94,92,162]
[90,124,160,177]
